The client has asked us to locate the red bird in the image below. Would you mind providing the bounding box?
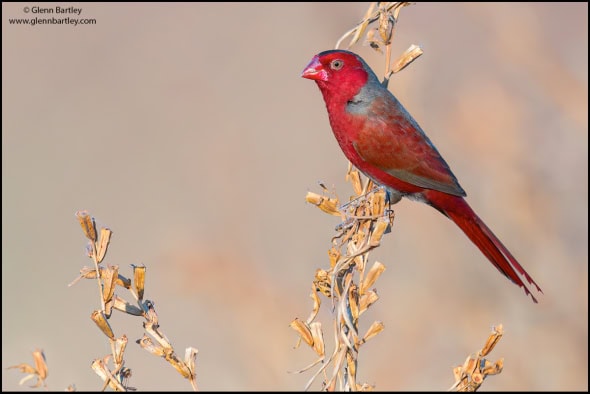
[302,50,542,303]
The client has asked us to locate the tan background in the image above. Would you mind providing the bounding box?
[2,2,587,391]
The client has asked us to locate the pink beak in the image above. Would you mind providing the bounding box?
[301,55,327,81]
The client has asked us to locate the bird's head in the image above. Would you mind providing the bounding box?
[301,50,377,99]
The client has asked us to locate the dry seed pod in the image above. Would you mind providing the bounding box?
[481,324,503,357]
[132,264,146,301]
[308,286,321,322]
[346,168,363,197]
[369,218,390,247]
[378,7,395,44]
[365,29,383,53]
[115,273,132,289]
[483,358,503,375]
[359,289,379,314]
[7,349,48,388]
[91,357,125,392]
[290,318,314,347]
[310,322,325,357]
[96,227,112,264]
[328,247,340,268]
[360,261,386,295]
[346,351,357,380]
[165,352,192,379]
[453,365,464,382]
[184,347,198,376]
[313,269,332,297]
[101,265,118,308]
[362,321,384,343]
[143,299,159,325]
[472,372,483,385]
[76,210,96,242]
[305,192,341,216]
[370,189,386,216]
[137,335,166,357]
[114,335,128,366]
[391,44,423,74]
[348,283,360,322]
[90,310,114,340]
[68,266,98,287]
[32,349,47,381]
[112,295,144,316]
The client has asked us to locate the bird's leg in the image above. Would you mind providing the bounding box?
[339,184,404,212]
[340,185,378,211]
[335,185,399,236]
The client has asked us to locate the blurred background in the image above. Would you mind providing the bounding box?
[2,2,587,391]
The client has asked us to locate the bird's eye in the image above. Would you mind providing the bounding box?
[330,59,344,70]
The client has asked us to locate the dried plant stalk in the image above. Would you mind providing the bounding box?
[70,211,199,391]
[7,349,48,389]
[450,324,505,391]
[292,3,425,390]
[292,3,508,391]
[292,168,393,391]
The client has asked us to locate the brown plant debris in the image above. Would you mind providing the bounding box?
[70,211,199,391]
[450,324,505,391]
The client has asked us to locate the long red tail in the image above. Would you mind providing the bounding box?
[425,191,543,303]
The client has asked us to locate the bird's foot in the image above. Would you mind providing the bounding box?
[339,185,401,212]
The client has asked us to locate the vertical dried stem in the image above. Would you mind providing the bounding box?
[293,3,424,390]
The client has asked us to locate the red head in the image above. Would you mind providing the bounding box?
[301,50,379,104]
